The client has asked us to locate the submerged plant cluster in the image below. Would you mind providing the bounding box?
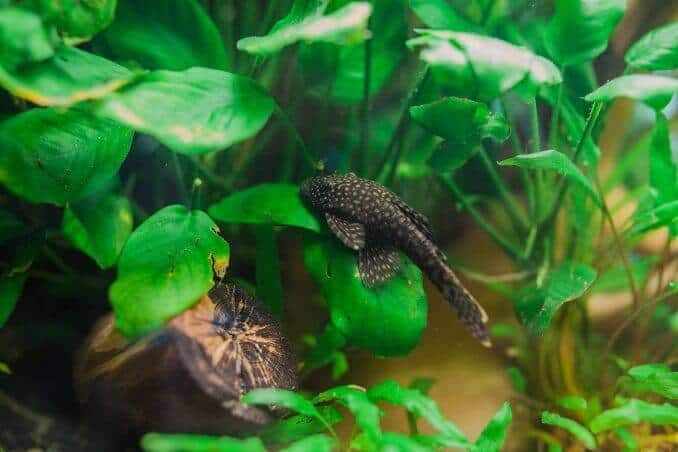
[0,0,676,451]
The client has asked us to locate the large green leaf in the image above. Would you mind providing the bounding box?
[237,2,372,55]
[514,262,597,334]
[589,399,678,433]
[625,22,678,71]
[649,112,676,207]
[26,0,117,39]
[0,7,54,70]
[474,403,512,452]
[623,364,678,400]
[584,75,678,111]
[0,45,134,106]
[544,0,626,66]
[409,0,479,32]
[208,184,321,231]
[93,0,229,70]
[314,386,382,441]
[62,191,133,269]
[303,235,427,356]
[408,30,561,100]
[367,380,469,448]
[109,205,230,338]
[542,411,596,450]
[141,433,266,452]
[499,150,600,205]
[0,108,133,205]
[93,68,274,154]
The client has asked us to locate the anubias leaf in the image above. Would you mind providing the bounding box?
[408,30,561,101]
[93,68,274,154]
[0,7,54,70]
[303,235,427,356]
[475,403,512,452]
[499,150,600,205]
[589,399,678,433]
[544,0,626,66]
[623,364,678,400]
[238,1,372,55]
[93,0,229,71]
[63,191,133,269]
[109,205,230,338]
[410,0,479,32]
[542,411,596,450]
[26,0,117,39]
[208,184,321,232]
[625,22,678,71]
[141,433,266,452]
[0,45,134,107]
[0,108,133,206]
[515,262,597,335]
[585,75,678,111]
[315,386,381,441]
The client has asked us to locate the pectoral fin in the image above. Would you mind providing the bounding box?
[358,244,401,287]
[325,213,366,250]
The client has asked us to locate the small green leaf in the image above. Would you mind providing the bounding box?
[208,184,321,232]
[140,433,266,452]
[474,402,512,452]
[258,406,343,446]
[558,396,588,411]
[303,323,348,379]
[410,0,479,32]
[515,261,597,335]
[544,0,626,66]
[625,22,678,71]
[650,112,676,207]
[614,428,638,452]
[63,191,133,269]
[629,200,678,236]
[623,364,678,400]
[238,2,372,55]
[109,205,230,338]
[315,386,382,441]
[0,362,10,374]
[507,367,526,393]
[542,411,596,450]
[584,75,678,111]
[0,45,133,107]
[367,379,469,448]
[26,0,117,39]
[381,433,433,451]
[93,0,229,71]
[499,150,600,205]
[0,108,133,206]
[255,225,283,318]
[242,388,321,419]
[280,434,336,452]
[303,235,427,356]
[589,399,678,433]
[93,68,274,154]
[0,7,54,69]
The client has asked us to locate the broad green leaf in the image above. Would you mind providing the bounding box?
[544,0,626,66]
[0,208,25,245]
[589,399,678,433]
[258,406,343,446]
[367,379,469,448]
[303,323,348,380]
[427,140,478,173]
[542,411,596,450]
[93,68,274,154]
[140,433,266,452]
[0,7,54,69]
[623,364,678,399]
[585,75,678,111]
[303,235,427,356]
[650,112,676,207]
[93,0,229,70]
[507,367,526,393]
[208,184,321,231]
[255,225,283,319]
[592,256,658,293]
[558,396,588,411]
[474,402,512,452]
[315,386,382,441]
[109,205,230,337]
[499,150,600,205]
[242,388,321,419]
[280,434,336,452]
[410,0,479,32]
[63,192,133,269]
[614,428,638,452]
[625,22,678,71]
[237,2,372,55]
[0,45,133,107]
[0,108,133,205]
[408,30,561,100]
[515,261,597,334]
[26,0,117,39]
[0,273,28,329]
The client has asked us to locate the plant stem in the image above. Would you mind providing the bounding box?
[358,30,372,176]
[191,156,230,191]
[190,178,203,210]
[438,173,523,260]
[530,99,544,217]
[169,151,189,206]
[547,80,564,148]
[274,105,316,171]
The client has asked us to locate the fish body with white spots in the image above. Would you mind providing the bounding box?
[300,173,490,346]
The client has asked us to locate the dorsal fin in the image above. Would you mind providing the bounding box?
[392,198,435,242]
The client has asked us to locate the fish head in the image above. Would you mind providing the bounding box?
[300,174,335,210]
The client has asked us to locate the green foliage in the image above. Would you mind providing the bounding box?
[110,205,230,337]
[625,22,678,71]
[622,364,678,400]
[589,399,678,433]
[542,411,596,449]
[474,402,512,452]
[585,74,678,110]
[26,0,117,39]
[141,433,267,452]
[0,7,54,69]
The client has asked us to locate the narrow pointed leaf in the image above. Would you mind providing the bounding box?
[542,411,596,450]
[258,406,343,446]
[649,112,676,207]
[315,386,381,441]
[589,399,678,433]
[475,403,512,452]
[623,364,678,399]
[243,388,321,419]
[141,433,266,452]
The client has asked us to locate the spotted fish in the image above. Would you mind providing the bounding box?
[300,172,490,346]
